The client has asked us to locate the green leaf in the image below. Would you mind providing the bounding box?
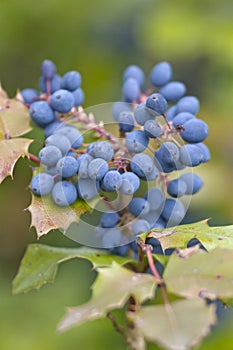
[58,263,156,332]
[129,298,216,350]
[142,220,233,251]
[12,244,134,294]
[0,138,33,183]
[0,88,32,139]
[164,247,233,300]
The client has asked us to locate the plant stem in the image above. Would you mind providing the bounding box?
[28,153,40,164]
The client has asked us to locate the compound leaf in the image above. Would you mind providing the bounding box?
[12,244,134,294]
[129,298,216,350]
[0,138,33,183]
[58,262,156,332]
[142,220,233,251]
[164,247,233,300]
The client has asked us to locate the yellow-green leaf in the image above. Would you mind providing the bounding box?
[0,87,32,139]
[129,299,216,350]
[164,247,233,300]
[0,138,33,183]
[58,262,156,332]
[142,220,233,251]
[28,194,90,238]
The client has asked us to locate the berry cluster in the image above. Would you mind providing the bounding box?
[23,59,210,250]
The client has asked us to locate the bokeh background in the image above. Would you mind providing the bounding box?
[0,0,233,349]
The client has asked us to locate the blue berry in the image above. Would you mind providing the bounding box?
[134,103,157,125]
[172,112,195,128]
[128,198,150,217]
[180,173,203,194]
[56,156,79,178]
[161,199,186,226]
[54,126,83,149]
[160,82,186,101]
[132,219,150,235]
[121,172,140,192]
[144,119,162,138]
[146,93,168,115]
[181,119,208,143]
[118,111,135,132]
[29,101,56,127]
[21,88,39,104]
[119,178,134,195]
[102,170,122,191]
[50,89,75,113]
[176,96,200,114]
[39,74,62,94]
[61,71,82,91]
[31,173,54,196]
[52,181,77,206]
[196,143,211,163]
[76,178,99,200]
[166,105,177,121]
[112,102,131,121]
[72,88,85,106]
[122,78,140,103]
[150,61,172,87]
[87,141,114,161]
[102,227,122,248]
[167,179,187,198]
[87,158,109,181]
[180,144,203,167]
[130,154,154,178]
[154,142,180,173]
[123,65,145,87]
[100,211,120,228]
[126,130,149,153]
[41,59,56,80]
[38,145,62,167]
[44,120,64,138]
[145,188,165,211]
[45,134,71,156]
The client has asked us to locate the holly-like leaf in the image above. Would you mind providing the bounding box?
[12,244,134,295]
[0,138,33,183]
[164,247,233,300]
[141,220,233,251]
[0,87,32,183]
[58,263,156,332]
[0,88,32,139]
[28,194,91,237]
[129,298,216,350]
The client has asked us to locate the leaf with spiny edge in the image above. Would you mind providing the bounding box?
[28,194,93,238]
[0,87,32,140]
[0,86,33,183]
[0,138,33,183]
[12,244,135,295]
[57,262,156,332]
[163,247,233,301]
[129,298,216,350]
[139,220,233,252]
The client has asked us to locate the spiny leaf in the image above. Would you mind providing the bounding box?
[0,87,32,139]
[0,138,33,183]
[129,298,216,350]
[58,263,156,332]
[28,194,91,238]
[141,220,233,251]
[164,247,233,300]
[12,244,134,294]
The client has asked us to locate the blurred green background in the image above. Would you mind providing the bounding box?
[0,0,233,349]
